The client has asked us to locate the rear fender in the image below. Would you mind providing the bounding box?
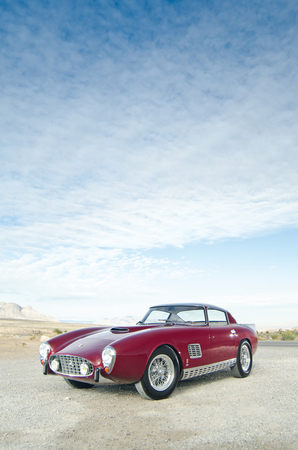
[235,328,258,355]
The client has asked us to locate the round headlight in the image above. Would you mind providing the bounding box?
[39,342,51,362]
[80,362,89,376]
[102,346,116,373]
[50,358,60,372]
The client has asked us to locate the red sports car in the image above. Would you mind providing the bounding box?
[39,304,258,400]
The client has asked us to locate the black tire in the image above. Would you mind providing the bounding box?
[135,345,180,400]
[231,340,252,378]
[64,378,94,389]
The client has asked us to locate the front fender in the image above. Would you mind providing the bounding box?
[106,326,191,384]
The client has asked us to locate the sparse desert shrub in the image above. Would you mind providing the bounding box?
[257,332,267,340]
[281,330,294,341]
[258,329,298,341]
[54,328,63,335]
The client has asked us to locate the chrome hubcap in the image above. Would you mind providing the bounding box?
[240,343,251,373]
[148,354,175,391]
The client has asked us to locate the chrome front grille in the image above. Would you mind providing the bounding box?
[188,343,202,359]
[49,355,94,377]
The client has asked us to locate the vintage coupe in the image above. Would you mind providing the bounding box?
[39,304,258,400]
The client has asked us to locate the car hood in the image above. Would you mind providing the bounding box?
[54,326,156,366]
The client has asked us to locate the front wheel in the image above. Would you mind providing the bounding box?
[135,345,180,400]
[231,340,252,378]
[64,378,94,389]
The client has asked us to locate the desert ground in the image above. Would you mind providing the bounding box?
[0,319,297,450]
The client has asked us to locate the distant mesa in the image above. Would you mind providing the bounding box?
[0,302,59,322]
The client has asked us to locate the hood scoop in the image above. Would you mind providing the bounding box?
[110,327,129,333]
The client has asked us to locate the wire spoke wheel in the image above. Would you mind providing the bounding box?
[135,345,180,400]
[240,343,251,373]
[231,340,252,378]
[148,354,175,391]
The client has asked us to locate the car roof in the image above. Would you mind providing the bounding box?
[150,303,228,311]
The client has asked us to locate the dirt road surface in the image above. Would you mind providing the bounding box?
[0,320,297,449]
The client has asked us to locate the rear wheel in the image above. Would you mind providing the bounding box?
[231,340,252,378]
[135,345,180,400]
[64,378,94,389]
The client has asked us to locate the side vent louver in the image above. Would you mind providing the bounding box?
[188,343,202,359]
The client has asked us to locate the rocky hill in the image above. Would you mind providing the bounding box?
[0,302,59,322]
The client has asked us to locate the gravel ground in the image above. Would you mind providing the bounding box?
[1,341,298,449]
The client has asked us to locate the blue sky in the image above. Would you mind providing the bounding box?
[1,0,298,327]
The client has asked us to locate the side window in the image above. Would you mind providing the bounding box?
[177,309,206,323]
[208,309,228,326]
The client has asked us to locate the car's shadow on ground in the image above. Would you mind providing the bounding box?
[87,368,234,399]
[176,367,232,391]
[91,382,138,397]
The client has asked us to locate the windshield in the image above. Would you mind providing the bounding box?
[140,306,206,325]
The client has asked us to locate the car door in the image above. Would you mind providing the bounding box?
[207,308,237,364]
[176,308,210,368]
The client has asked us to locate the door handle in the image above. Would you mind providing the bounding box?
[231,329,236,334]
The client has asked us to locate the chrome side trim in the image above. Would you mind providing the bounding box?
[181,358,237,380]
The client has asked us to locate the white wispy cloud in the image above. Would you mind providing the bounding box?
[1,1,298,320]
